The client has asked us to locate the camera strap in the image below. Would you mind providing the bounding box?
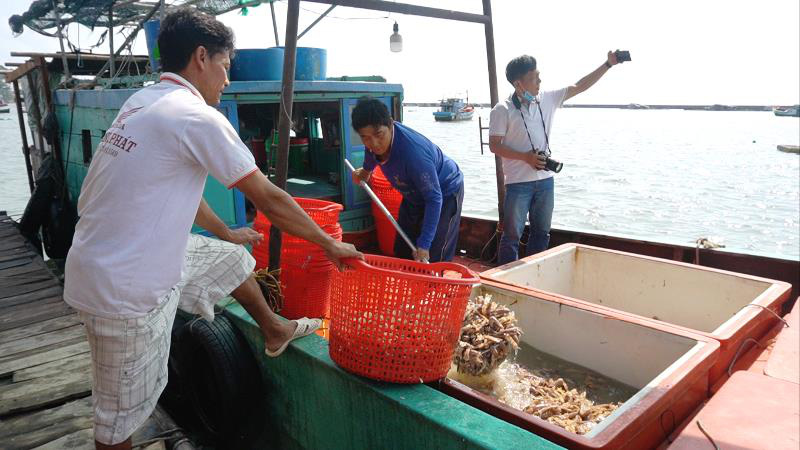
[517,98,551,156]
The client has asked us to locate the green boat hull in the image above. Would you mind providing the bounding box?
[223,302,562,450]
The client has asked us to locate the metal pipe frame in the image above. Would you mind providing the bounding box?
[303,0,490,24]
[298,4,336,40]
[109,2,116,79]
[270,1,280,46]
[50,0,72,83]
[92,1,161,83]
[482,0,504,224]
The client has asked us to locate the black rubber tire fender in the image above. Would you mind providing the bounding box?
[159,311,190,412]
[176,313,261,440]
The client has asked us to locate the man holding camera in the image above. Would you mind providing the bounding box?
[489,51,626,264]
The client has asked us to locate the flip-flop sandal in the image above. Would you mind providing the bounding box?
[264,317,323,357]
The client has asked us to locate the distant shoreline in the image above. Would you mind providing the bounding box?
[404,103,777,112]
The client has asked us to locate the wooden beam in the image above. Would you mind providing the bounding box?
[10,51,148,61]
[4,60,37,83]
[303,0,491,24]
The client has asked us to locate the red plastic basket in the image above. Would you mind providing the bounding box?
[372,207,399,256]
[368,168,403,257]
[279,262,338,319]
[252,198,343,270]
[371,165,389,183]
[250,198,343,318]
[329,255,479,383]
[268,197,343,226]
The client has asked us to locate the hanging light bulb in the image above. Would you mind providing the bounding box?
[389,22,402,52]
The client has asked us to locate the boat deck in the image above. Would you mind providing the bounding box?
[0,212,178,449]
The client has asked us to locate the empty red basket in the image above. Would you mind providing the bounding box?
[329,255,479,383]
[369,166,403,256]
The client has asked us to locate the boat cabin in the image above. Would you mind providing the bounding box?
[53,79,404,235]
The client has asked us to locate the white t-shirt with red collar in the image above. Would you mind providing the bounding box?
[64,73,257,318]
[489,88,568,185]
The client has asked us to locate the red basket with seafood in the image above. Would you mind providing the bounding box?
[329,255,479,383]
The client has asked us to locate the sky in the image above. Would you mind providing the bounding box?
[1,0,798,105]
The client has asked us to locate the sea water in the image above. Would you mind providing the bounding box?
[405,107,800,259]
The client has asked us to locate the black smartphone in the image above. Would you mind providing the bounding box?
[615,50,631,62]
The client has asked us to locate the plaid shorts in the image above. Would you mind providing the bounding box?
[78,234,255,445]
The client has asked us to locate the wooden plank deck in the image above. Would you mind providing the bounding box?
[0,213,181,449]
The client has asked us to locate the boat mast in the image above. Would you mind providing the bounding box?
[268,0,301,272]
[481,0,504,225]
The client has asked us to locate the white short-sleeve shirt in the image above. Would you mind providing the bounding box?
[64,73,257,318]
[489,87,568,185]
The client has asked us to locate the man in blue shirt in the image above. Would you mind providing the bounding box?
[351,97,464,263]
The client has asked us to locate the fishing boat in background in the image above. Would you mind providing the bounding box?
[433,97,474,121]
[777,144,800,154]
[0,98,10,113]
[773,105,800,117]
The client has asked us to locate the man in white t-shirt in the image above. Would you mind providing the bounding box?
[489,52,624,264]
[63,9,363,449]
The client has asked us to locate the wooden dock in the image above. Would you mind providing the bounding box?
[0,213,179,449]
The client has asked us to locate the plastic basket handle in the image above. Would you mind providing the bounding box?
[296,198,343,213]
[308,202,343,214]
[340,257,479,285]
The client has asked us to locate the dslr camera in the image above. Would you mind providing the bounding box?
[537,150,563,173]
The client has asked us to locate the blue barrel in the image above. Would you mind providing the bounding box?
[143,20,161,72]
[230,48,284,81]
[295,47,327,81]
[230,47,327,81]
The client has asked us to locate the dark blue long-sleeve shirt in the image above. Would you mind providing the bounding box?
[363,121,463,250]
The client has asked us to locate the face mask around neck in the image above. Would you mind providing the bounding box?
[522,90,537,103]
